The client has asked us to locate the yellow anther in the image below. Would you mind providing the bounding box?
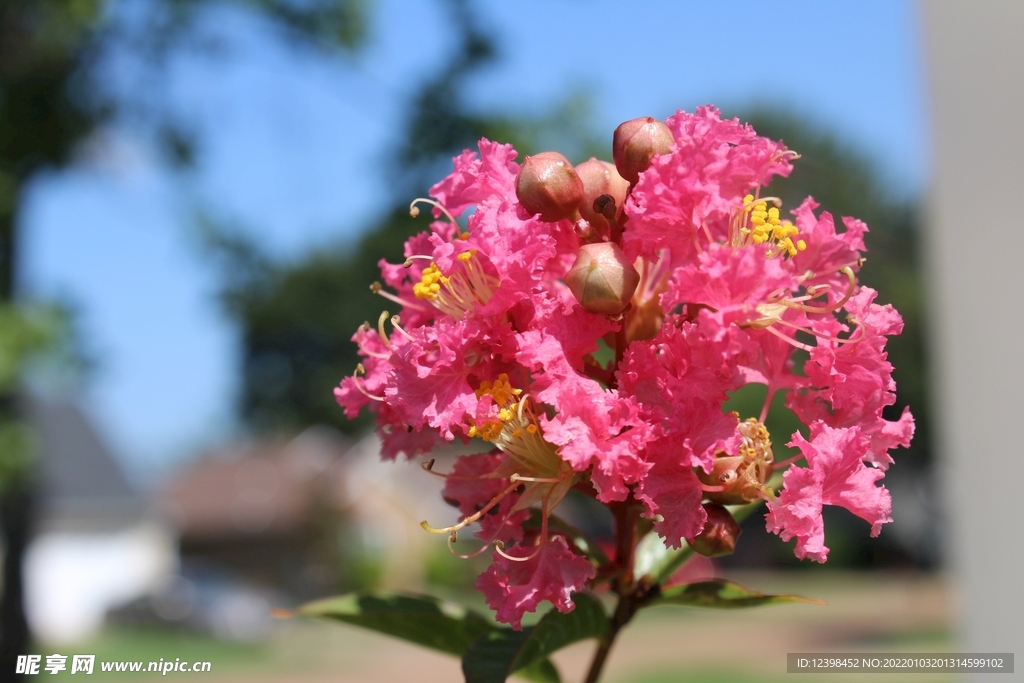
[407,248,497,319]
[414,263,445,300]
[732,196,806,259]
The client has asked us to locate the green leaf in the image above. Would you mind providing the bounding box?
[462,593,608,683]
[516,658,561,683]
[298,592,495,656]
[654,579,825,609]
[462,630,533,683]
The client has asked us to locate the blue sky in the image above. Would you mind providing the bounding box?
[19,0,928,481]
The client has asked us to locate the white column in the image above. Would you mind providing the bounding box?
[920,0,1024,668]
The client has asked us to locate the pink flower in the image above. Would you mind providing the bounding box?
[790,198,867,291]
[661,243,801,329]
[738,325,810,397]
[385,317,511,440]
[337,110,915,619]
[623,106,794,264]
[788,287,915,468]
[515,318,655,502]
[619,322,747,470]
[635,438,708,547]
[476,535,595,630]
[766,422,892,562]
[334,325,392,420]
[429,139,520,218]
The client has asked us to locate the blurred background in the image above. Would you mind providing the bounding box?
[2,0,1015,681]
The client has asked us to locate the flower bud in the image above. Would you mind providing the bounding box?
[565,242,640,315]
[515,151,584,222]
[688,503,741,558]
[612,116,674,184]
[575,158,629,236]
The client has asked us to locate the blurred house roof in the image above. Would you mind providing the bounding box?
[159,426,349,539]
[26,396,147,532]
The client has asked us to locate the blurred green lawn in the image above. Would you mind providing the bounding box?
[43,572,957,683]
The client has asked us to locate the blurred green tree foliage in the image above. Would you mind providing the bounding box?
[0,0,366,671]
[207,0,605,435]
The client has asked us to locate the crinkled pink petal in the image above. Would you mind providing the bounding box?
[334,325,394,419]
[442,452,507,515]
[867,406,915,464]
[788,287,913,467]
[738,324,810,397]
[765,464,827,561]
[619,322,744,471]
[475,535,595,630]
[662,243,800,327]
[429,139,520,217]
[635,439,707,548]
[766,422,892,563]
[840,215,869,253]
[790,198,866,290]
[515,298,643,454]
[534,375,653,502]
[515,318,655,502]
[844,286,905,336]
[377,403,441,460]
[387,317,515,439]
[462,198,565,317]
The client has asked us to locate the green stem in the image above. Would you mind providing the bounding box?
[585,496,778,683]
[583,591,637,683]
[583,500,642,683]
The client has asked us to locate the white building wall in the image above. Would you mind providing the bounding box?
[920,0,1024,666]
[25,521,177,644]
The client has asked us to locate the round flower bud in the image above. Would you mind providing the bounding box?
[515,151,584,222]
[565,242,640,315]
[612,116,674,184]
[688,503,741,558]
[575,158,630,236]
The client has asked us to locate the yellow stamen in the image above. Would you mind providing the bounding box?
[410,252,497,319]
[731,195,806,258]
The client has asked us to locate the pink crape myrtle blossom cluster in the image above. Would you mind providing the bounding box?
[335,106,913,629]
